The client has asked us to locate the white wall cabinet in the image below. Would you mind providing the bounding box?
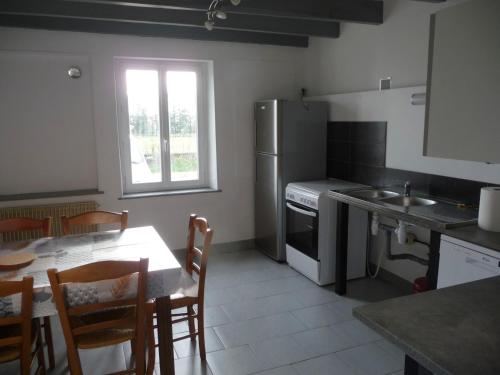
[437,235,500,289]
[424,0,500,163]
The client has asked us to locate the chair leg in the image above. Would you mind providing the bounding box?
[43,316,56,369]
[130,338,136,361]
[146,306,156,375]
[66,346,84,375]
[197,306,206,361]
[187,305,196,342]
[135,339,146,375]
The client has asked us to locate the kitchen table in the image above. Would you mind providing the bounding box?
[0,226,195,375]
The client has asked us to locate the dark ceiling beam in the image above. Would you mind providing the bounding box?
[0,1,340,38]
[0,14,309,47]
[64,0,384,24]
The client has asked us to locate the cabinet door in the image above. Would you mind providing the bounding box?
[424,0,500,163]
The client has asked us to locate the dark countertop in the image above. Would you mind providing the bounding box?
[353,276,500,375]
[328,189,477,231]
[443,225,500,253]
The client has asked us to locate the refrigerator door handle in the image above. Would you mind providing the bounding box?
[255,158,258,183]
[286,202,317,218]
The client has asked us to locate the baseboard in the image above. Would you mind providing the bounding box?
[173,238,256,259]
[211,239,256,253]
[369,263,414,294]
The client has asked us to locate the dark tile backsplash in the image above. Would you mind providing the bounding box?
[328,121,387,168]
[327,121,489,206]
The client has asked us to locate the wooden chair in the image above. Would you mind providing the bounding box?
[0,217,52,240]
[47,259,154,375]
[153,214,214,362]
[0,276,46,375]
[0,217,56,370]
[61,210,128,235]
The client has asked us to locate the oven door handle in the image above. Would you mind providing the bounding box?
[286,202,317,218]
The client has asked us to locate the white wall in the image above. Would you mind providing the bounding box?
[303,0,500,187]
[0,27,304,249]
[304,0,468,96]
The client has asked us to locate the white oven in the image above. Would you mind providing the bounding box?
[285,180,368,286]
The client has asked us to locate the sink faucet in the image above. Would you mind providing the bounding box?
[404,181,411,197]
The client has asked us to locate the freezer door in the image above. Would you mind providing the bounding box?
[255,153,280,260]
[255,100,279,155]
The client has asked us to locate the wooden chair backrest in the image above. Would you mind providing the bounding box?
[61,210,128,235]
[185,214,214,301]
[0,277,34,369]
[0,217,52,237]
[47,259,148,356]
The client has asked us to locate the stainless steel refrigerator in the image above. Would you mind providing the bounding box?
[255,100,327,261]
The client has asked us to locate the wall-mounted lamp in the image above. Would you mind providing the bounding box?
[67,66,82,79]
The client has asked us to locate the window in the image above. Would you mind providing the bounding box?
[115,59,212,194]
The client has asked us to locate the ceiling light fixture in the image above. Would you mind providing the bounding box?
[205,0,240,31]
[215,10,227,19]
[204,19,215,31]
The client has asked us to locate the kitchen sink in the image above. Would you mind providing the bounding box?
[349,189,400,200]
[381,196,437,207]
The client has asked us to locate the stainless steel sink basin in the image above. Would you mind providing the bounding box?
[381,196,437,207]
[349,189,400,200]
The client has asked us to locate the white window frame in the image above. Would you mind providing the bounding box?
[115,58,210,194]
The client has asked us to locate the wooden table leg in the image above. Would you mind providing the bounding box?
[156,295,175,375]
[43,316,56,369]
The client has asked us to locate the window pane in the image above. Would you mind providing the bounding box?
[166,71,199,182]
[126,69,162,184]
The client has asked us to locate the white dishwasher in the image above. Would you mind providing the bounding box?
[437,235,500,289]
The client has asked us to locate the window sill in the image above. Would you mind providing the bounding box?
[0,189,104,202]
[119,188,221,200]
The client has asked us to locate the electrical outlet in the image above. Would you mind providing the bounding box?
[379,77,391,90]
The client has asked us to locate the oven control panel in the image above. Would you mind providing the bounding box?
[286,188,318,209]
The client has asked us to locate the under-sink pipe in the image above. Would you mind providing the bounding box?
[383,227,429,266]
[366,214,429,279]
[366,213,384,279]
[371,212,380,236]
[395,220,408,245]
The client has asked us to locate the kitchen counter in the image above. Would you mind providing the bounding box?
[443,225,500,253]
[328,189,477,231]
[329,186,500,255]
[353,276,500,375]
[328,186,489,295]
